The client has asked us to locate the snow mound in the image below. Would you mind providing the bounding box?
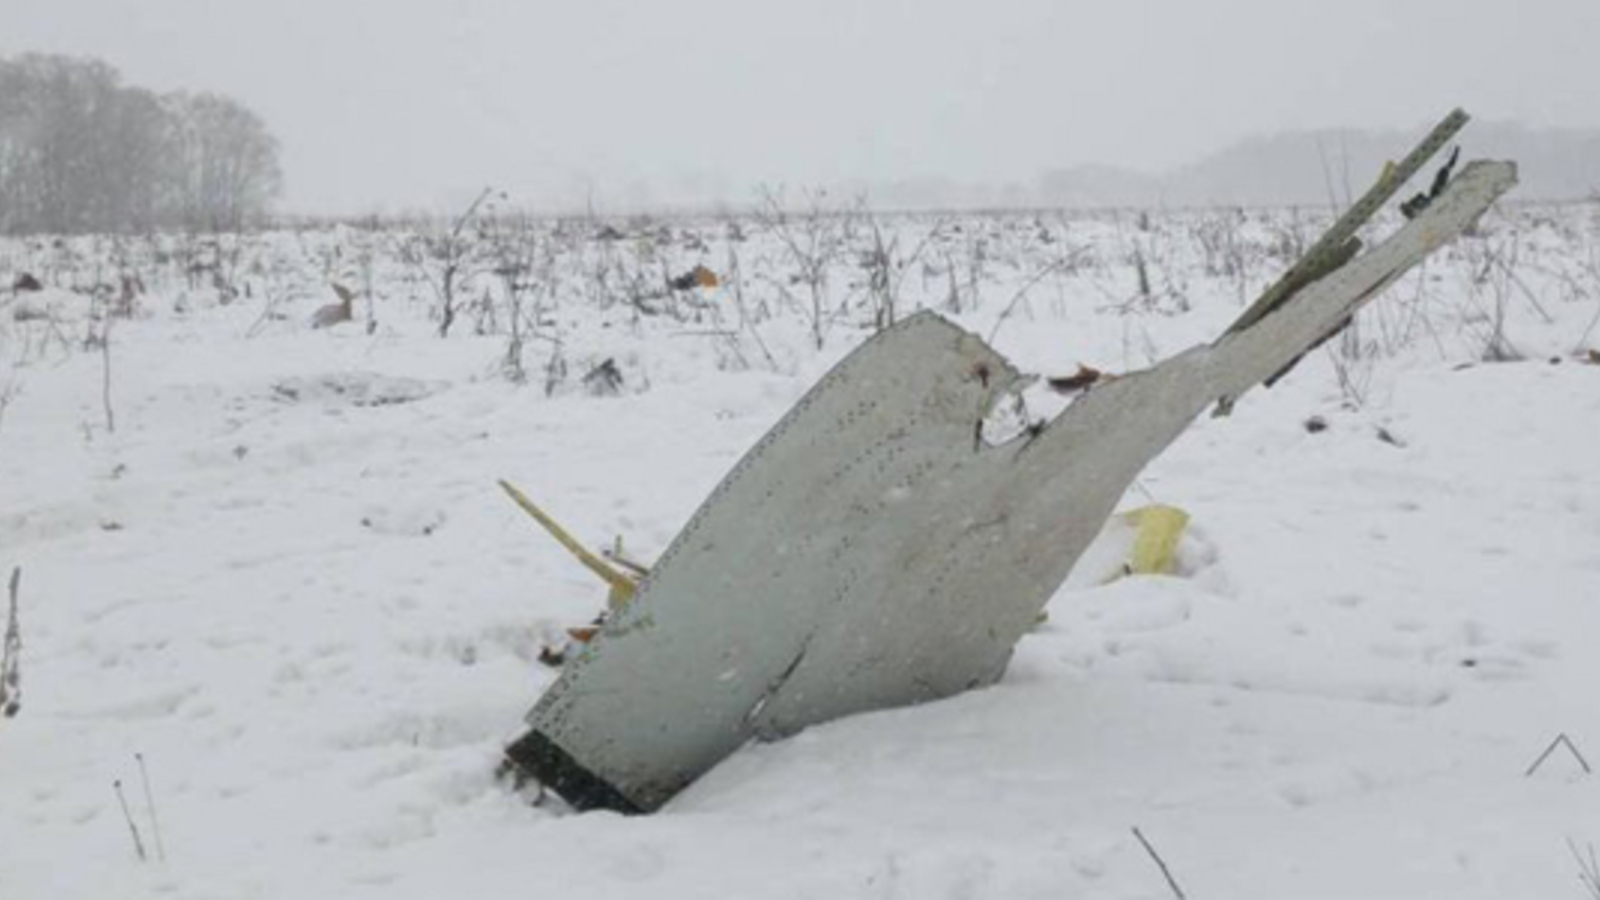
[8,287,97,323]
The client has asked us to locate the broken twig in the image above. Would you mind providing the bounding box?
[136,753,167,862]
[1526,733,1592,777]
[114,780,148,862]
[1568,838,1600,899]
[1132,826,1188,900]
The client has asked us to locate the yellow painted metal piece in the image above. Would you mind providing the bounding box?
[1121,504,1190,576]
[499,479,637,608]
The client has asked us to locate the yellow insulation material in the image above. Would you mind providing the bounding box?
[1120,504,1190,577]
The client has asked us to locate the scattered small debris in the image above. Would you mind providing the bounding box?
[539,619,606,669]
[602,536,652,580]
[1047,364,1105,395]
[1401,146,1461,219]
[1304,415,1329,434]
[499,480,645,663]
[582,358,624,396]
[668,264,720,292]
[668,262,720,291]
[494,757,549,805]
[360,506,445,537]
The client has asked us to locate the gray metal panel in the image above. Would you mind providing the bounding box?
[518,160,1517,813]
[527,318,1026,810]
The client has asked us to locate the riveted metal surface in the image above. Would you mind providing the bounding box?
[510,160,1517,813]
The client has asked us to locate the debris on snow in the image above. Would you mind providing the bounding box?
[506,125,1516,813]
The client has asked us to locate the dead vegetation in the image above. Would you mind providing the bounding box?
[1,186,1595,407]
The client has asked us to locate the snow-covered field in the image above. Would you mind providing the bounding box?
[2,200,1598,898]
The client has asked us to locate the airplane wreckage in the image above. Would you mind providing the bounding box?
[501,110,1517,813]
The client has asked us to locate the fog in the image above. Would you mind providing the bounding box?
[6,0,1598,214]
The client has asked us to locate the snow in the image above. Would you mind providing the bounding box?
[2,203,1599,898]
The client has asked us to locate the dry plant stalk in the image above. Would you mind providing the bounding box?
[1,566,20,719]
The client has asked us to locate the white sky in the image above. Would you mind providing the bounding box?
[5,0,1597,214]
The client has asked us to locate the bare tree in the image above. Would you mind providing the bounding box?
[0,54,282,234]
[756,186,843,349]
[406,187,496,338]
[164,92,283,232]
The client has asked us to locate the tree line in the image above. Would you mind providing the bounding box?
[0,54,282,235]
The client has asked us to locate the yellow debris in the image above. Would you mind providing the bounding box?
[1120,504,1190,577]
[498,479,637,609]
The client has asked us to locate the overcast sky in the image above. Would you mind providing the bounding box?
[6,0,1597,214]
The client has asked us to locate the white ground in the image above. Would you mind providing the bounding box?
[2,204,1598,898]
